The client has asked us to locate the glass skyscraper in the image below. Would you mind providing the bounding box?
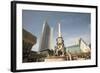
[39,21,52,52]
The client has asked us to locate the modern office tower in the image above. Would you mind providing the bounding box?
[39,20,51,52]
[49,27,54,50]
[55,23,65,56]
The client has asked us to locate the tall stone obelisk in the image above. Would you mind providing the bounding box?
[58,23,61,37]
[55,23,65,56]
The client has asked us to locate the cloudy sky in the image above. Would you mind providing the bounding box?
[22,10,91,51]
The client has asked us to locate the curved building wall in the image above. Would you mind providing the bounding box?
[23,29,37,62]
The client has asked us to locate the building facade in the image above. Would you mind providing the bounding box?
[23,29,37,62]
[66,38,91,54]
[39,21,51,52]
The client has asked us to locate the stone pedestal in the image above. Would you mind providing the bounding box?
[45,56,66,62]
